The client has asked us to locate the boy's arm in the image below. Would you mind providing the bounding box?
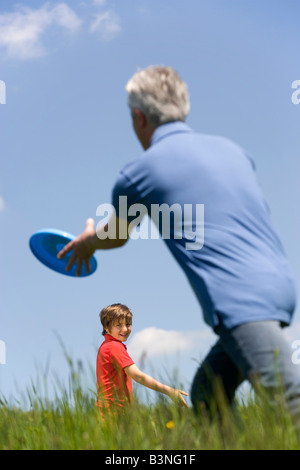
[124,363,188,407]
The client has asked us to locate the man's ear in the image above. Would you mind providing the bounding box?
[134,108,148,129]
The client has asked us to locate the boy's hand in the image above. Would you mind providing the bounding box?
[168,389,189,407]
[57,218,97,276]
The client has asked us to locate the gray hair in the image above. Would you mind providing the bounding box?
[125,65,190,127]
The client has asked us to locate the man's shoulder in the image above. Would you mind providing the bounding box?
[113,128,251,193]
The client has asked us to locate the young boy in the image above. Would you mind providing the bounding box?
[96,303,188,412]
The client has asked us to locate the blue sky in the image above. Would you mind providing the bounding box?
[1,0,300,406]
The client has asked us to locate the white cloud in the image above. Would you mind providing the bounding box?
[0,3,82,60]
[52,3,82,31]
[0,2,121,60]
[128,326,217,362]
[89,2,121,41]
[128,322,300,365]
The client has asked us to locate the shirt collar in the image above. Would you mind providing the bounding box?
[150,121,193,147]
[104,333,127,348]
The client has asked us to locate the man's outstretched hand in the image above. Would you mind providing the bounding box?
[57,218,97,277]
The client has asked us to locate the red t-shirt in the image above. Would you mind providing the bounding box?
[96,334,135,410]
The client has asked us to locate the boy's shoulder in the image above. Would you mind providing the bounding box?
[98,336,134,367]
[99,337,128,355]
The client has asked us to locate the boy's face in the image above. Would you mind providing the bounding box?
[106,318,132,342]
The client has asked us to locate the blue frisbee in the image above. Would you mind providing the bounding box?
[29,228,97,277]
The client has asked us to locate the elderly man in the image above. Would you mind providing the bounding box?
[58,66,299,421]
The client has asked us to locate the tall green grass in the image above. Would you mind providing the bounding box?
[0,356,299,450]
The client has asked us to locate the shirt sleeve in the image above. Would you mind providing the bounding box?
[110,342,135,370]
[112,170,141,223]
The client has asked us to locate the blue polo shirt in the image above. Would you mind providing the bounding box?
[112,122,297,330]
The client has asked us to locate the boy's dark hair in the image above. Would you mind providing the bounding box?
[100,303,133,336]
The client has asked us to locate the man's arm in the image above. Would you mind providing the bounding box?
[124,363,188,407]
[57,216,130,276]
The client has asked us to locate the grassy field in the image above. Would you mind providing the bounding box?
[0,359,299,451]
